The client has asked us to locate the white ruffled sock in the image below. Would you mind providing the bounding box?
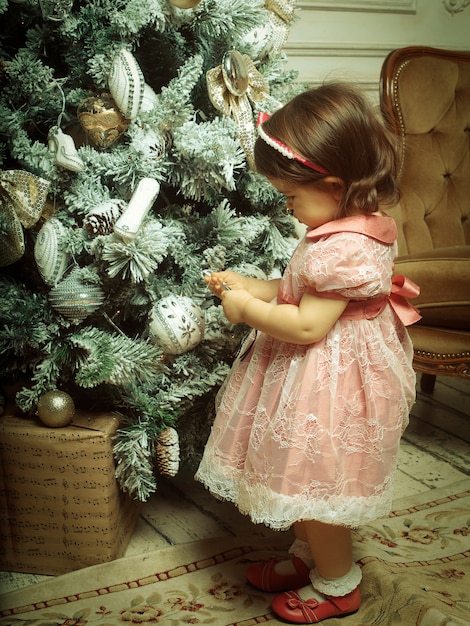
[273,538,315,575]
[297,563,362,602]
[289,538,315,568]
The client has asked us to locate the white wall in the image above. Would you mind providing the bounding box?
[285,0,470,96]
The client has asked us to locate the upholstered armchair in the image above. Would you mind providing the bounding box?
[379,46,470,393]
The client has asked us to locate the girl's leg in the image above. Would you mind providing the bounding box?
[294,520,308,541]
[268,521,314,576]
[303,519,353,579]
[245,522,313,591]
[250,519,354,580]
[298,519,361,600]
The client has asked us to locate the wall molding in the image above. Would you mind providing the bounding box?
[296,0,417,13]
[442,0,470,14]
[303,77,381,92]
[284,42,394,57]
[283,42,464,57]
[286,2,469,94]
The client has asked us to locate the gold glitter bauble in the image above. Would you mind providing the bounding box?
[77,93,130,149]
[169,0,201,7]
[37,390,75,428]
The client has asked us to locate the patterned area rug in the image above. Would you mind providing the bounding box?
[0,480,469,626]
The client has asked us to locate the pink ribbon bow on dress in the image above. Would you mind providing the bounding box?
[388,274,421,326]
[338,274,421,326]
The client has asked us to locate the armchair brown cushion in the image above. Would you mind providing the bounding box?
[380,47,470,379]
[395,246,470,329]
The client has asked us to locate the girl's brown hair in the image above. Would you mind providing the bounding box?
[254,82,400,216]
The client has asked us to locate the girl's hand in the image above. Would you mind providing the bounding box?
[220,289,254,324]
[203,270,246,298]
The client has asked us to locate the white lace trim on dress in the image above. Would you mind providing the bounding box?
[194,467,395,530]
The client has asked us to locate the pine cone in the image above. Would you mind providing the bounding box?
[156,427,180,477]
[83,200,124,236]
[202,244,227,272]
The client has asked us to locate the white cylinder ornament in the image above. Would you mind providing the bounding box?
[113,177,160,242]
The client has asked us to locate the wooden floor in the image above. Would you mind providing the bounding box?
[1,373,469,595]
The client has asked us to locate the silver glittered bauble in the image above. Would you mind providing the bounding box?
[37,390,75,427]
[49,270,105,321]
[231,263,268,281]
[149,295,205,355]
[34,217,70,286]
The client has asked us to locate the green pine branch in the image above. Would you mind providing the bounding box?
[69,326,167,388]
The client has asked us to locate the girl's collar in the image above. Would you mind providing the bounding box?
[306,214,397,244]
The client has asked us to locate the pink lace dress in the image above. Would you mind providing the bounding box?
[195,215,418,529]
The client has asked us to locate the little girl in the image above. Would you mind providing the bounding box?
[195,82,420,624]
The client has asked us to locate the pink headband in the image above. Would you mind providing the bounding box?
[256,111,329,175]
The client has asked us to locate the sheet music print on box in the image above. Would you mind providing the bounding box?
[0,408,141,575]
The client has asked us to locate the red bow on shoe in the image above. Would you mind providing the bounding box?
[272,588,360,624]
[286,594,320,623]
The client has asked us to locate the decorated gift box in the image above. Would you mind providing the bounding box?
[0,404,141,575]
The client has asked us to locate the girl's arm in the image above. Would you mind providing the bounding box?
[220,290,349,345]
[205,271,280,303]
[242,277,281,302]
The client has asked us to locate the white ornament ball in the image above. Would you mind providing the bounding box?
[149,295,205,355]
[231,263,268,280]
[108,49,145,120]
[34,217,70,286]
[238,23,274,60]
[140,83,158,113]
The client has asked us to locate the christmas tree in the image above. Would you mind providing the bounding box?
[0,0,303,500]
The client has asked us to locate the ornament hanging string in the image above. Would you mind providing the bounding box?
[47,81,85,172]
[55,81,67,128]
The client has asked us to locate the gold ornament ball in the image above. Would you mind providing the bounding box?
[37,390,75,428]
[169,0,201,7]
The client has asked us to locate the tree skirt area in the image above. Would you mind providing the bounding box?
[0,480,469,626]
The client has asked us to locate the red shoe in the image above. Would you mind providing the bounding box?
[246,556,311,592]
[271,586,360,623]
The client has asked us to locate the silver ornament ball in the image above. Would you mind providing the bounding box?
[49,271,105,322]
